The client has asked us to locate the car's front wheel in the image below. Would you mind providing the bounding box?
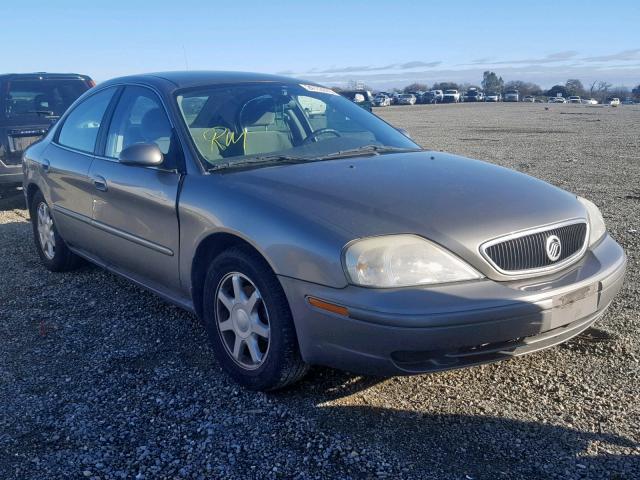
[202,246,309,391]
[30,191,81,271]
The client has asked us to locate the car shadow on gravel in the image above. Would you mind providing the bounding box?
[0,191,25,211]
[313,405,639,479]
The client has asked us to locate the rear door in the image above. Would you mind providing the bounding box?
[45,87,118,248]
[88,85,182,292]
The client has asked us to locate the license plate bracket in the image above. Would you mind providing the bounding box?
[8,135,43,153]
[550,283,598,328]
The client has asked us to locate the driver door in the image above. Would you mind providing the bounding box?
[88,85,182,292]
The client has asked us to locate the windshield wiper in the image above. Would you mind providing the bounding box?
[313,145,422,161]
[207,146,421,171]
[208,154,309,171]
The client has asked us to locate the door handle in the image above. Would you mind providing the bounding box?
[92,175,108,192]
[42,158,50,173]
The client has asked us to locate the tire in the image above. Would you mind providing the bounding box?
[202,246,309,391]
[30,190,81,272]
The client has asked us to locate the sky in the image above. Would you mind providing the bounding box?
[2,0,639,90]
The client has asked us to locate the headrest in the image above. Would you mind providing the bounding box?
[240,96,276,127]
[141,108,170,138]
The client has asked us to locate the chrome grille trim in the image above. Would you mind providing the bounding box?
[479,219,589,277]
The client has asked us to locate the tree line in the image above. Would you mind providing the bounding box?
[399,71,639,102]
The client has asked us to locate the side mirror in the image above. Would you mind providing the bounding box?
[397,128,412,139]
[119,143,163,166]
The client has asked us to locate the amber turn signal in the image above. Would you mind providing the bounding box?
[307,297,349,317]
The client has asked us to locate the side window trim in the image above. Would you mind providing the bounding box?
[94,86,125,157]
[52,86,120,154]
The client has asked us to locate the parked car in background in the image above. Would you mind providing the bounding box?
[522,95,536,103]
[609,97,620,107]
[585,98,598,105]
[0,72,94,196]
[339,90,373,112]
[485,92,501,102]
[442,89,460,103]
[405,91,422,103]
[569,96,581,104]
[432,90,444,103]
[464,89,484,102]
[373,94,391,107]
[421,91,439,104]
[503,90,519,102]
[397,93,417,105]
[23,71,626,391]
[549,97,567,104]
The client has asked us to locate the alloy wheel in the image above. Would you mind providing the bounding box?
[215,272,270,369]
[37,202,55,260]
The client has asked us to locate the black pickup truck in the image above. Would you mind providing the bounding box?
[0,72,94,196]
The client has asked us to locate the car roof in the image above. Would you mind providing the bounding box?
[0,72,92,81]
[99,71,318,92]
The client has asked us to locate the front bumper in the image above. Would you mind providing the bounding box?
[280,234,626,376]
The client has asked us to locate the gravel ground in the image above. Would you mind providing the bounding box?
[1,102,639,479]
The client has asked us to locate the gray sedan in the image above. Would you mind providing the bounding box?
[23,72,626,391]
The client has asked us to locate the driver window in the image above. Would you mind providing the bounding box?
[105,86,173,162]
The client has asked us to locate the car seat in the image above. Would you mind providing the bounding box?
[239,96,292,156]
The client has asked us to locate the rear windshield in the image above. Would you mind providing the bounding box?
[1,78,89,122]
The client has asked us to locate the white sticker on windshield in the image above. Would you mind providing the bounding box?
[300,84,338,95]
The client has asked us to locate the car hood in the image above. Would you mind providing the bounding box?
[221,151,586,278]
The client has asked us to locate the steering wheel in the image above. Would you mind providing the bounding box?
[301,128,342,145]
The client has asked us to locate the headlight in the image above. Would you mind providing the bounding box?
[343,234,483,288]
[577,196,606,246]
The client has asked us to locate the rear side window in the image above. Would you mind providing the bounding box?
[57,88,116,153]
[2,78,90,121]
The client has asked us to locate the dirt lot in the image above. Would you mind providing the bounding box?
[1,102,639,479]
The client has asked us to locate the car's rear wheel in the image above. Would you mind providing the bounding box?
[30,191,81,271]
[202,246,308,391]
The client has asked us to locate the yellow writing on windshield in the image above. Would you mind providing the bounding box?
[202,127,247,153]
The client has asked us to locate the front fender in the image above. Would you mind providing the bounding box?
[178,174,353,295]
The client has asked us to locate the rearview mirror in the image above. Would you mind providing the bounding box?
[397,128,412,139]
[119,143,163,166]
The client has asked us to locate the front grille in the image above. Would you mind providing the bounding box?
[482,221,588,273]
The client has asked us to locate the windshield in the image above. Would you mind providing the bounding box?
[445,90,457,94]
[176,83,419,169]
[1,78,89,122]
